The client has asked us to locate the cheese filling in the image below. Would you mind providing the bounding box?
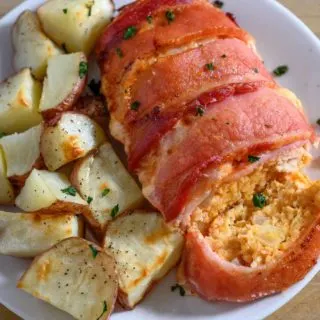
[191,157,320,268]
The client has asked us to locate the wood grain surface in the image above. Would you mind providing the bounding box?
[0,1,320,319]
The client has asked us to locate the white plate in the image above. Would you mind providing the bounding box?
[1,0,320,319]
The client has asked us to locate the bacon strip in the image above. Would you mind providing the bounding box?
[98,1,253,125]
[96,0,249,61]
[128,81,269,170]
[122,38,274,168]
[140,88,313,221]
[98,0,313,222]
[97,0,317,304]
[183,222,320,302]
[123,39,272,121]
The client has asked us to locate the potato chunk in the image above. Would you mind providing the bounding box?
[41,112,106,171]
[104,210,184,308]
[0,124,42,177]
[39,53,88,119]
[0,69,42,134]
[0,150,14,204]
[71,142,144,236]
[37,0,114,55]
[12,11,63,80]
[0,211,83,258]
[18,237,118,320]
[15,169,87,213]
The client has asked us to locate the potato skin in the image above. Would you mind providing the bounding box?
[72,96,108,131]
[31,200,89,218]
[8,156,45,195]
[40,53,88,121]
[70,150,106,239]
[41,76,87,121]
[182,215,320,302]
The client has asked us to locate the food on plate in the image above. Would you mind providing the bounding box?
[37,0,114,55]
[0,69,42,134]
[180,170,320,301]
[0,211,83,258]
[39,53,88,119]
[0,124,42,177]
[103,210,184,308]
[71,142,144,237]
[18,237,118,320]
[0,151,14,204]
[72,95,108,130]
[15,169,87,213]
[97,0,320,302]
[56,161,76,177]
[41,112,106,171]
[12,10,63,80]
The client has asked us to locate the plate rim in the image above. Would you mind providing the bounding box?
[0,0,320,319]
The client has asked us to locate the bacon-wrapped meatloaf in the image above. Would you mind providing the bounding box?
[97,0,320,302]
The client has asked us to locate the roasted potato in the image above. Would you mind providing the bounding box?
[71,142,144,236]
[39,53,88,119]
[12,10,63,80]
[0,69,42,134]
[0,211,83,258]
[15,169,87,213]
[56,161,76,177]
[37,0,114,55]
[0,150,14,204]
[41,112,106,171]
[0,124,42,177]
[103,210,184,308]
[18,237,118,320]
[72,95,108,130]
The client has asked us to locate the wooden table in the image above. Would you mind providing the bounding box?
[1,0,320,319]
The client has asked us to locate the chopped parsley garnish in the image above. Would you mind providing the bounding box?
[79,61,88,79]
[123,26,137,40]
[253,193,267,208]
[165,10,175,24]
[89,244,98,258]
[111,204,120,219]
[63,8,68,14]
[0,132,7,138]
[87,196,93,204]
[196,106,205,117]
[253,68,259,73]
[116,47,124,58]
[130,101,141,111]
[88,79,101,96]
[221,54,227,58]
[317,119,320,126]
[213,1,224,8]
[61,43,68,53]
[206,62,214,71]
[171,284,186,296]
[96,301,107,320]
[146,15,153,24]
[61,186,77,196]
[101,188,110,197]
[86,1,94,17]
[248,155,260,163]
[273,65,289,77]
